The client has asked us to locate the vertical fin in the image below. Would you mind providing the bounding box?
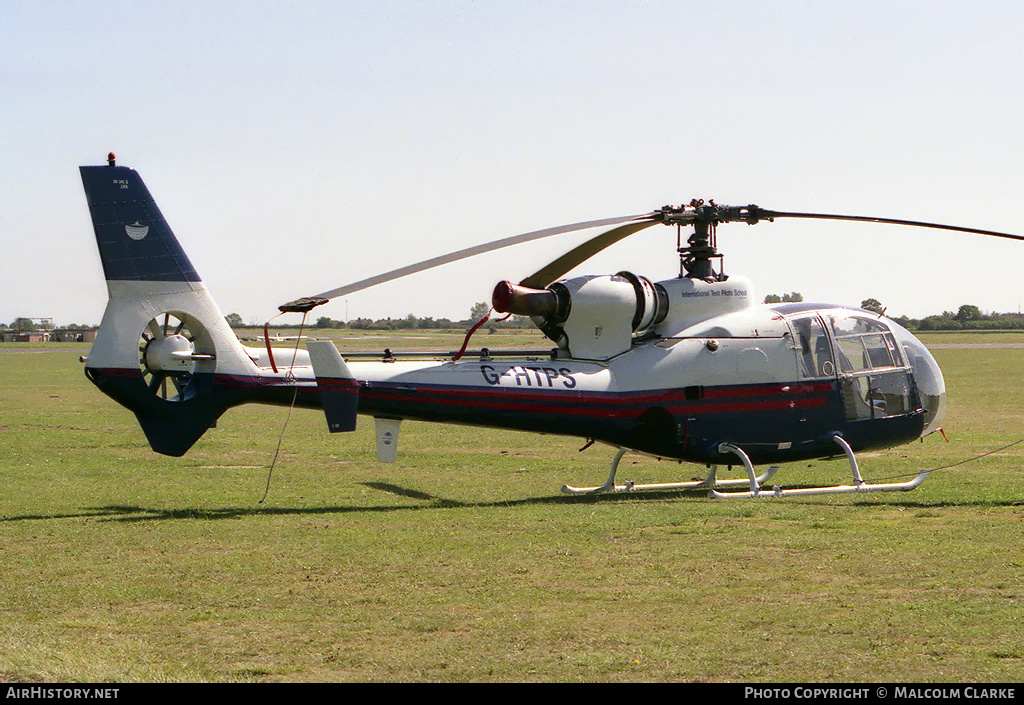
[79,165,200,283]
[80,160,260,457]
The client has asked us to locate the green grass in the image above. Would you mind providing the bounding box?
[1,335,1023,682]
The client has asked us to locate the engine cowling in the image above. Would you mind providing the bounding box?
[492,272,668,360]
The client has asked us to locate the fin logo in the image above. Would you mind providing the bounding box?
[125,222,150,240]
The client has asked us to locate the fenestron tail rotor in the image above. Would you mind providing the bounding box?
[138,312,215,402]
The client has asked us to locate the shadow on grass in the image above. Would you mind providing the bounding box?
[3,482,1021,524]
[1,483,714,523]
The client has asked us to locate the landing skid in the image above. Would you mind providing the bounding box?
[560,448,780,495]
[562,435,933,498]
[709,435,933,499]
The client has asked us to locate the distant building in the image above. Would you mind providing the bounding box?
[50,328,97,343]
[2,328,97,343]
[3,331,48,342]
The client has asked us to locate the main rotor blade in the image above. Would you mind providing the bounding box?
[519,218,661,289]
[758,210,1024,242]
[290,212,655,308]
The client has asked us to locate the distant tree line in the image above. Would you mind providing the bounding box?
[219,302,534,332]
[760,295,1024,331]
[4,318,93,331]
[315,311,536,332]
[893,306,1024,331]
[21,297,1024,335]
[330,315,462,330]
[762,292,804,304]
[863,300,1024,331]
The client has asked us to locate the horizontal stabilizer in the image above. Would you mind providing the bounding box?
[307,341,359,432]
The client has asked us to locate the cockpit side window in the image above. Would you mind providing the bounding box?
[830,316,905,372]
[791,315,835,378]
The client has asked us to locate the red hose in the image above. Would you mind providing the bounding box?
[453,311,510,361]
[264,321,278,373]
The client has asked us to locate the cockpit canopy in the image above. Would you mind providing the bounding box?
[778,305,946,436]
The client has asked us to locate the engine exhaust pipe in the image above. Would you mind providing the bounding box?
[492,280,561,318]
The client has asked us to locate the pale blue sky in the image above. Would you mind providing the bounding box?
[5,1,1024,326]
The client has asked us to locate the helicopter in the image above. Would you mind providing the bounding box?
[77,156,1024,498]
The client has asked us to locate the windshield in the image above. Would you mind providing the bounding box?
[830,315,906,373]
[887,318,947,435]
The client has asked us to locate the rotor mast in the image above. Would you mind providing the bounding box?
[681,200,721,280]
[658,200,769,281]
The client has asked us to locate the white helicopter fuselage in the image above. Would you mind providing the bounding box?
[78,162,947,484]
[301,276,944,466]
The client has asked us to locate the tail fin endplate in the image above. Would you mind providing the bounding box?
[307,341,359,433]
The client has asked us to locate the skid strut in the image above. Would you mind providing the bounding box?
[561,448,779,495]
[709,435,933,499]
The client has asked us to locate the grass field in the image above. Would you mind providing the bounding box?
[1,330,1023,682]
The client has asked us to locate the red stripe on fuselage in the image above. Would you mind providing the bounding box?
[358,380,834,419]
[90,368,835,418]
